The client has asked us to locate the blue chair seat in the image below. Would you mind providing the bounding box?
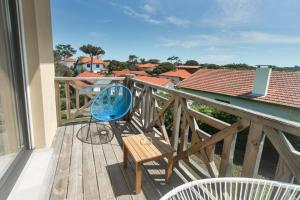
[90,84,132,122]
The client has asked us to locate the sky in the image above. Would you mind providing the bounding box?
[51,0,300,67]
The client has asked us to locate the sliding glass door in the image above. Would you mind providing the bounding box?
[0,0,30,198]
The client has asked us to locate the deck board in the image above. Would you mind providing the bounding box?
[49,121,185,200]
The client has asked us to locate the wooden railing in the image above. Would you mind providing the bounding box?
[128,78,300,183]
[55,76,126,125]
[55,76,300,183]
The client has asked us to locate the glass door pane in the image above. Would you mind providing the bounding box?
[0,0,25,180]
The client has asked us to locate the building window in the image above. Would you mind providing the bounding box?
[96,64,100,68]
[87,64,90,68]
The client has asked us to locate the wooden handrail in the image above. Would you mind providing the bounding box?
[55,76,125,81]
[132,78,300,136]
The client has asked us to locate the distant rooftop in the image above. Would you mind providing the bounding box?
[74,71,103,87]
[135,76,171,86]
[79,56,109,65]
[63,57,77,62]
[176,65,201,69]
[178,69,300,108]
[160,69,191,79]
[111,69,149,77]
[136,63,158,68]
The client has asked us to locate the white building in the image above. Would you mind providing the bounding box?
[60,57,77,68]
[76,56,109,73]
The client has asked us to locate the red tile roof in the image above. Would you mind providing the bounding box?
[64,57,77,62]
[79,57,106,64]
[77,71,103,78]
[178,69,300,108]
[176,65,201,69]
[135,76,171,87]
[160,69,191,79]
[136,63,158,68]
[74,71,103,87]
[111,69,149,77]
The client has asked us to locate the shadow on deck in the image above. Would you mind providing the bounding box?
[48,121,185,200]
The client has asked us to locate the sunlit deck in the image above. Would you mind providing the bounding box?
[47,121,185,200]
[46,76,300,200]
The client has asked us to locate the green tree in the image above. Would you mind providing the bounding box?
[185,59,199,66]
[107,60,128,71]
[79,44,105,72]
[147,59,160,64]
[128,55,138,64]
[55,63,75,77]
[152,62,175,74]
[167,56,181,65]
[54,44,77,59]
[53,50,62,65]
[139,58,146,64]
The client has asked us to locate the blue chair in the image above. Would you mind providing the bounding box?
[86,84,132,141]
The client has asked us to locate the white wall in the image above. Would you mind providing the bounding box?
[81,63,104,73]
[20,0,57,148]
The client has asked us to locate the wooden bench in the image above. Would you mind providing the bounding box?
[122,134,174,193]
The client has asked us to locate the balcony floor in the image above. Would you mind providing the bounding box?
[48,121,185,200]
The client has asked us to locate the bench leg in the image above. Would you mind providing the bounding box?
[166,153,174,183]
[135,162,142,193]
[123,145,128,168]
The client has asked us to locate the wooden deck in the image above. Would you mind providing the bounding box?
[48,121,185,200]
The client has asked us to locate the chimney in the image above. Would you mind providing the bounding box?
[252,66,272,96]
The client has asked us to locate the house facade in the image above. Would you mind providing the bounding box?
[178,68,300,122]
[60,57,76,68]
[76,57,109,73]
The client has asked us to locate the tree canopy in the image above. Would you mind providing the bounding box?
[152,62,175,74]
[79,44,105,72]
[147,59,160,64]
[54,44,76,59]
[167,56,181,65]
[185,59,199,66]
[128,55,138,64]
[79,44,105,57]
[107,60,128,71]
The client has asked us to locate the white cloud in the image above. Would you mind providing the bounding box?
[239,31,300,44]
[203,0,261,27]
[119,5,162,24]
[166,16,191,27]
[143,4,156,14]
[111,2,190,27]
[159,31,300,48]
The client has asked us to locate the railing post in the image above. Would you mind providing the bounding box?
[241,122,264,177]
[125,74,135,121]
[144,87,151,130]
[55,80,61,126]
[172,96,181,153]
[65,80,71,119]
[76,88,80,111]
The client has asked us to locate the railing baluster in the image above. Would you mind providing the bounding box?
[55,80,61,126]
[241,122,264,177]
[172,96,181,153]
[65,80,71,119]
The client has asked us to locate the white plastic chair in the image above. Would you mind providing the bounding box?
[161,178,300,200]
